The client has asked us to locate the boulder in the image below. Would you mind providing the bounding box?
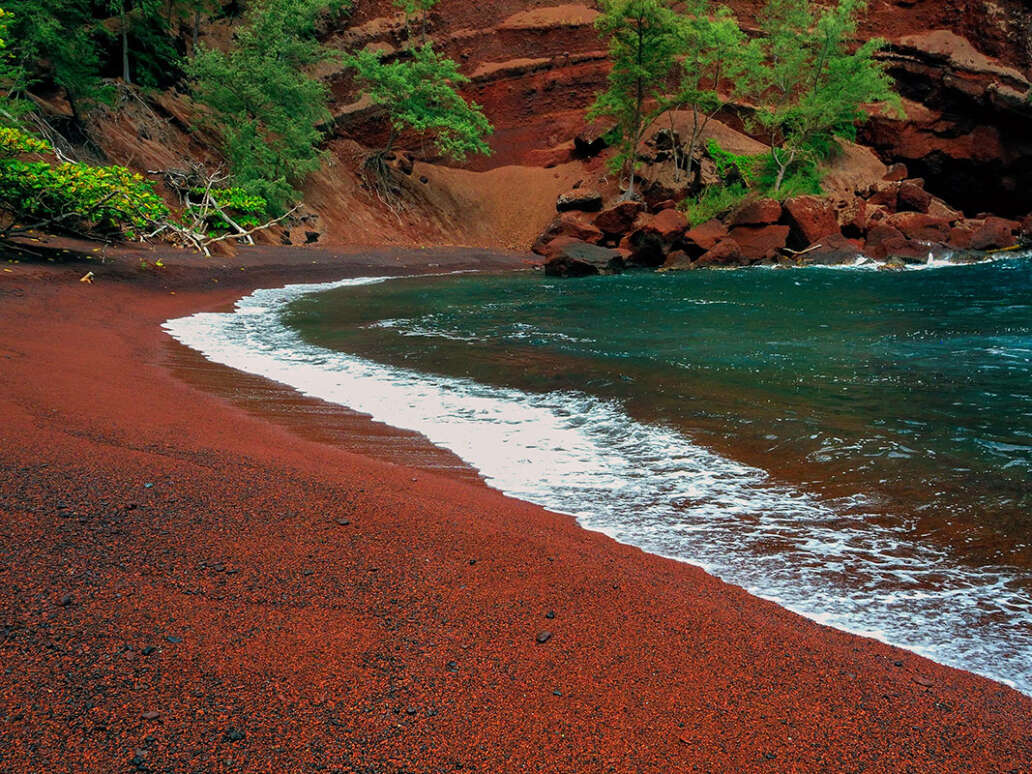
[642,208,689,242]
[969,217,1018,250]
[621,228,668,267]
[594,201,646,234]
[539,235,584,259]
[865,224,930,262]
[883,162,909,182]
[694,238,744,268]
[884,212,952,242]
[897,180,932,213]
[544,241,625,277]
[867,181,900,210]
[728,224,790,262]
[653,199,678,212]
[783,196,840,245]
[805,233,864,266]
[948,222,976,249]
[556,189,604,213]
[531,213,604,255]
[683,219,729,253]
[660,250,696,272]
[731,198,782,226]
[927,198,964,223]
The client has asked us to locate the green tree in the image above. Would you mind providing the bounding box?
[3,0,111,122]
[664,0,750,183]
[0,7,29,125]
[394,0,436,46]
[187,0,349,211]
[748,0,898,192]
[345,42,492,163]
[106,0,177,86]
[588,0,681,200]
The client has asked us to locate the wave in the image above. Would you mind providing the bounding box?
[164,275,1032,696]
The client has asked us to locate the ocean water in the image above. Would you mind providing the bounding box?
[164,257,1032,695]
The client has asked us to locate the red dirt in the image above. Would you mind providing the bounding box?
[1,247,1031,773]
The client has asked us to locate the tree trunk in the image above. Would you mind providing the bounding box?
[120,1,131,84]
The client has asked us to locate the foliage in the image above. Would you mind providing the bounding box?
[105,0,179,87]
[394,0,437,45]
[2,0,112,118]
[0,126,169,239]
[746,0,899,191]
[680,182,748,227]
[185,186,268,237]
[187,0,350,212]
[588,0,682,199]
[663,0,751,181]
[0,7,30,124]
[345,43,492,163]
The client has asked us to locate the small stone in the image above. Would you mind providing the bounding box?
[302,569,314,577]
[57,593,73,607]
[335,519,351,526]
[406,707,419,716]
[446,661,458,672]
[224,727,245,742]
[165,635,183,644]
[468,559,476,566]
[545,610,556,620]
[894,660,903,667]
[144,483,154,489]
[552,689,562,697]
[141,710,161,721]
[141,646,156,656]
[913,677,934,688]
[536,631,553,644]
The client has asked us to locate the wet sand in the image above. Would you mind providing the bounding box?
[0,244,1029,773]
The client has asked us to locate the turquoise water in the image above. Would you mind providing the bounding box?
[165,257,1032,694]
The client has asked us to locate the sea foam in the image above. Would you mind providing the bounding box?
[165,275,1032,696]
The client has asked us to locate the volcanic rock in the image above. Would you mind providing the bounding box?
[556,189,603,213]
[694,239,743,268]
[594,201,646,235]
[783,196,840,245]
[728,225,790,262]
[969,217,1018,250]
[805,233,864,266]
[543,241,625,278]
[884,212,952,242]
[731,199,782,226]
[682,219,729,253]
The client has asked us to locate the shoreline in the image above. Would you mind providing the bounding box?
[1,245,1030,772]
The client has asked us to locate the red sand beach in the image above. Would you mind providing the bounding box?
[1,245,1030,773]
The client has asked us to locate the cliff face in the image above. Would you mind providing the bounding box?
[79,1,1032,249]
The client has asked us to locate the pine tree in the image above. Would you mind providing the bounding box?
[187,0,350,211]
[345,43,492,164]
[664,0,751,183]
[588,0,681,200]
[748,0,898,192]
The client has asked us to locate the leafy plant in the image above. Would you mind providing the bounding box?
[185,186,269,236]
[589,0,682,200]
[0,126,169,240]
[345,43,492,163]
[680,182,748,227]
[187,0,351,212]
[746,0,899,192]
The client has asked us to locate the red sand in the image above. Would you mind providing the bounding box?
[1,246,1030,774]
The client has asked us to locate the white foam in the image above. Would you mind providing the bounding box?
[164,274,1032,696]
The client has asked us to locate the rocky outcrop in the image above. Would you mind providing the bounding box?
[544,240,625,277]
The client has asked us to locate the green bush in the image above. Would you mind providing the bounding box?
[681,182,748,227]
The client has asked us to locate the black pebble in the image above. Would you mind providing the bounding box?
[224,727,245,742]
[536,631,552,644]
[57,593,73,607]
[336,519,351,526]
[545,610,555,620]
[165,635,183,644]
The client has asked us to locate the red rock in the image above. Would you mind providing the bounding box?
[731,198,782,226]
[805,233,864,265]
[694,238,743,268]
[660,250,695,271]
[783,196,840,245]
[949,223,975,249]
[897,180,932,213]
[867,182,901,211]
[970,217,1018,250]
[927,198,964,223]
[556,189,603,213]
[865,224,930,261]
[883,162,909,182]
[884,212,952,242]
[594,201,645,234]
[728,225,790,262]
[540,235,584,259]
[683,219,728,252]
[544,240,625,277]
[653,199,677,212]
[1020,214,1032,238]
[532,213,603,255]
[643,208,689,241]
